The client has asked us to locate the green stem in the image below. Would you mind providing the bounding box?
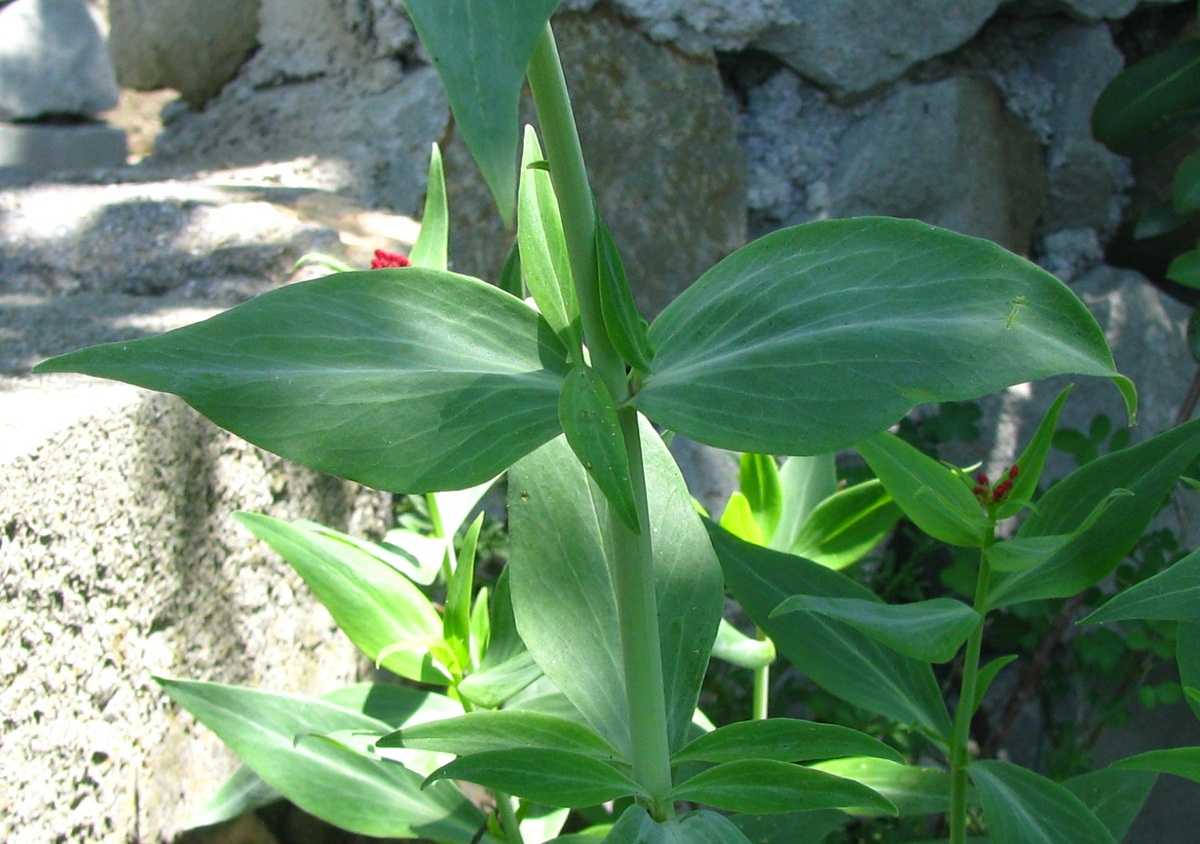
[497,791,525,844]
[752,629,770,720]
[949,546,993,844]
[527,23,675,818]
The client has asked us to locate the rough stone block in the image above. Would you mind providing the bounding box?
[0,121,127,180]
[0,0,120,119]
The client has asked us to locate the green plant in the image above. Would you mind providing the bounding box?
[34,3,1200,843]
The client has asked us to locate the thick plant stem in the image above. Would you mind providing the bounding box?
[949,548,993,844]
[527,22,675,816]
[752,632,770,720]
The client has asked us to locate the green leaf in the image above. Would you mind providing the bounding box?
[709,618,775,670]
[986,534,1070,573]
[426,749,643,808]
[430,474,502,544]
[234,514,446,684]
[633,218,1135,456]
[509,419,724,756]
[402,0,561,221]
[719,491,765,545]
[993,385,1073,520]
[188,764,282,829]
[410,142,448,271]
[672,718,903,765]
[856,432,991,548]
[498,237,524,297]
[372,526,448,585]
[1092,38,1200,157]
[157,678,488,841]
[710,524,953,738]
[974,655,1018,714]
[771,454,838,553]
[1064,768,1158,842]
[1135,201,1192,240]
[457,650,542,708]
[596,210,654,373]
[741,453,784,541]
[671,759,896,816]
[444,513,483,671]
[36,270,571,493]
[520,126,583,355]
[989,419,1200,607]
[558,366,640,532]
[294,251,355,273]
[772,596,979,664]
[1180,630,1200,721]
[1111,747,1200,783]
[605,807,758,844]
[1167,250,1200,290]
[378,710,619,760]
[970,760,1117,844]
[809,758,955,817]
[1175,149,1200,213]
[1081,546,1200,625]
[791,479,901,569]
[727,811,846,844]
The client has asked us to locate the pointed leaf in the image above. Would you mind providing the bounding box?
[719,491,764,546]
[672,718,903,765]
[303,521,442,586]
[974,655,1018,714]
[809,758,955,817]
[791,479,901,570]
[235,514,446,684]
[1168,250,1200,290]
[709,618,775,670]
[1180,632,1200,721]
[157,678,487,841]
[773,596,979,664]
[856,432,991,548]
[1111,747,1200,783]
[1081,546,1200,625]
[771,453,838,553]
[993,385,1072,520]
[558,366,640,532]
[710,524,953,738]
[1092,38,1200,157]
[444,513,483,669]
[1064,768,1158,842]
[1135,201,1192,240]
[634,218,1134,456]
[727,811,846,844]
[378,710,619,760]
[605,807,757,844]
[740,453,784,541]
[990,419,1200,607]
[457,651,543,708]
[36,270,571,492]
[596,210,654,373]
[426,749,643,808]
[1175,149,1200,214]
[402,0,561,220]
[671,759,896,816]
[410,142,448,271]
[970,760,1117,844]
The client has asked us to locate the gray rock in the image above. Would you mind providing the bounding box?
[0,121,126,180]
[1001,0,1139,21]
[0,0,119,119]
[829,74,1045,253]
[327,0,418,60]
[107,0,260,109]
[561,0,793,52]
[755,0,1002,97]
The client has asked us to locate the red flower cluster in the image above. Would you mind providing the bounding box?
[972,464,1020,505]
[371,249,411,269]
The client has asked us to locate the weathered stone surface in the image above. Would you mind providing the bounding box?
[444,7,746,318]
[1004,0,1139,21]
[326,0,418,60]
[0,0,120,119]
[564,0,792,52]
[0,121,127,180]
[107,0,260,109]
[829,75,1045,253]
[755,0,1002,96]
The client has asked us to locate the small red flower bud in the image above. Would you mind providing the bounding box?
[994,480,1013,500]
[1008,464,1020,479]
[972,485,986,497]
[371,249,411,269]
[975,472,989,485]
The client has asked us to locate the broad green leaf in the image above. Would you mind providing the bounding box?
[426,749,643,808]
[719,491,764,545]
[634,218,1134,456]
[791,479,901,569]
[710,524,953,738]
[444,513,484,671]
[809,758,955,817]
[509,419,724,756]
[558,366,640,532]
[993,386,1073,520]
[402,0,561,220]
[974,655,1018,715]
[458,650,541,708]
[1064,768,1158,842]
[1081,546,1200,625]
[671,759,896,816]
[520,127,583,355]
[1092,38,1200,157]
[605,806,757,844]
[772,596,979,664]
[986,534,1070,573]
[235,514,446,684]
[1112,747,1200,783]
[728,811,846,844]
[158,678,488,841]
[303,520,442,586]
[970,760,1116,844]
[409,142,448,271]
[1168,249,1200,289]
[710,618,775,670]
[741,453,784,541]
[672,718,903,765]
[771,453,838,553]
[1135,201,1192,240]
[1176,149,1200,213]
[36,270,571,492]
[990,419,1200,607]
[596,210,654,373]
[856,432,990,548]
[378,710,619,760]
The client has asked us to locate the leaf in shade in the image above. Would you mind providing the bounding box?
[35,270,571,493]
[970,760,1116,844]
[672,718,903,765]
[596,210,654,373]
[771,453,838,554]
[1081,546,1200,625]
[791,479,901,570]
[809,758,955,817]
[604,806,758,844]
[974,655,1018,715]
[992,385,1072,520]
[670,759,896,816]
[1065,768,1158,842]
[1111,747,1200,783]
[377,710,619,761]
[1092,38,1200,157]
[425,749,643,808]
